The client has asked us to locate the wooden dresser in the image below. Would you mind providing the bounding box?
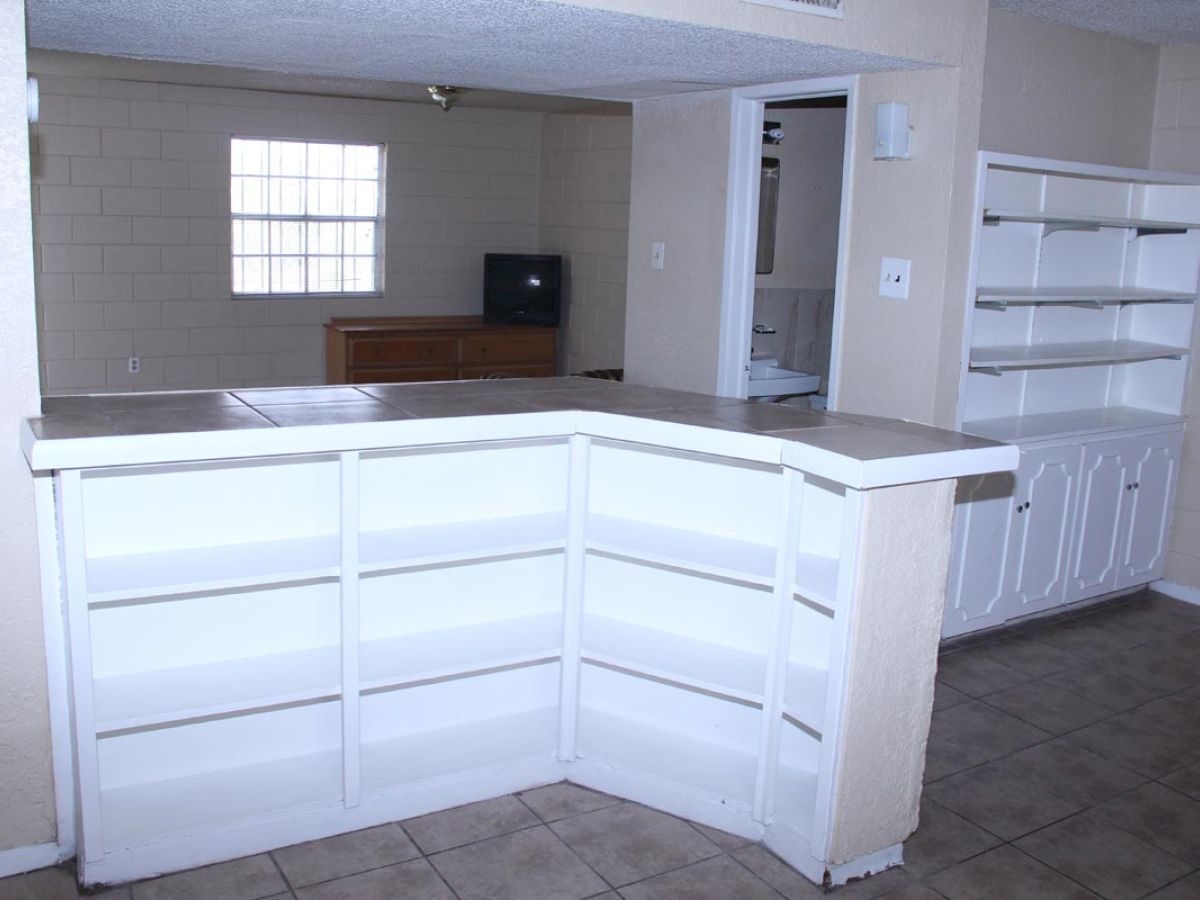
[325,316,558,384]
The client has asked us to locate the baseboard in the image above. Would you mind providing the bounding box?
[1151,580,1200,606]
[0,841,68,879]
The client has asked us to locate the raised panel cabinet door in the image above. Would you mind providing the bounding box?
[1066,440,1129,603]
[1118,430,1183,589]
[943,471,1018,637]
[1007,445,1080,615]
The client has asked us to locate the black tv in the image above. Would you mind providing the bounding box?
[483,253,562,326]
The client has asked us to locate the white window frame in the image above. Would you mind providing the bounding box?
[230,136,386,298]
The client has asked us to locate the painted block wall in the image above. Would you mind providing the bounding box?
[0,1,57,854]
[1152,44,1200,593]
[28,72,548,393]
[538,113,632,375]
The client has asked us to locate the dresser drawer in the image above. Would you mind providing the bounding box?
[460,332,556,365]
[349,336,456,367]
[459,362,558,380]
[348,366,457,384]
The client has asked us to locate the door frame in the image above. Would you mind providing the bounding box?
[717,75,858,404]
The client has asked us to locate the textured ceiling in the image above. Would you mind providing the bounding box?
[991,0,1200,45]
[24,0,919,102]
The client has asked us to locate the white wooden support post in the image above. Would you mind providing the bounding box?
[558,434,590,761]
[339,451,361,808]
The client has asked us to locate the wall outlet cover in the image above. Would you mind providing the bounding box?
[879,257,911,300]
[651,242,666,271]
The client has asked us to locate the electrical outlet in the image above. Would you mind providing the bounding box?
[879,257,911,300]
[651,242,666,271]
[128,356,140,374]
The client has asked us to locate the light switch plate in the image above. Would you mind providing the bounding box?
[880,256,911,299]
[651,242,666,270]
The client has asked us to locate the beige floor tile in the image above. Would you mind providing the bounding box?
[901,798,1002,877]
[926,845,1099,899]
[924,761,1083,841]
[294,858,452,900]
[730,845,823,900]
[516,782,622,823]
[273,823,420,888]
[618,855,781,900]
[402,795,538,854]
[430,826,606,900]
[131,854,287,900]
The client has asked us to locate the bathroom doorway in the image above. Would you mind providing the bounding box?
[716,77,855,407]
[750,96,847,408]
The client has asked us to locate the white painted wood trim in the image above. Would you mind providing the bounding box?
[558,434,590,761]
[339,451,361,808]
[979,151,1200,187]
[34,473,76,858]
[954,153,989,431]
[719,76,858,407]
[1151,579,1200,606]
[826,842,904,885]
[0,841,69,880]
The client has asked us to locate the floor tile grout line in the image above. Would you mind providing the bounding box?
[720,844,796,900]
[266,848,295,894]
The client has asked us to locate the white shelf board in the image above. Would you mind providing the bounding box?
[94,647,340,734]
[976,286,1195,306]
[577,708,758,805]
[360,614,562,693]
[361,706,557,792]
[783,665,830,736]
[102,747,342,846]
[969,339,1188,370]
[86,534,340,601]
[963,407,1185,443]
[582,615,766,704]
[359,512,566,573]
[983,208,1200,232]
[794,553,838,610]
[586,514,775,586]
[774,761,819,841]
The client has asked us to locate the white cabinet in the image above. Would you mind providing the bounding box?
[946,428,1181,636]
[946,151,1199,637]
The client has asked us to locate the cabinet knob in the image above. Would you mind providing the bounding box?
[1133,481,1140,490]
[1126,483,1133,491]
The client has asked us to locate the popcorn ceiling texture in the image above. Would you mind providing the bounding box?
[992,0,1200,46]
[0,0,58,853]
[25,0,918,102]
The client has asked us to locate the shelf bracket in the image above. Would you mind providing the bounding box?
[1042,221,1099,237]
[975,300,1007,311]
[1135,227,1188,238]
[970,366,1005,377]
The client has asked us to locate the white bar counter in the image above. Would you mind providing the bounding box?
[23,377,1017,890]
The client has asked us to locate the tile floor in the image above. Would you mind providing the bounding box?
[4,590,1200,900]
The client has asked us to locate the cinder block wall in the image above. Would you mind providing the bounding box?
[538,113,632,375]
[30,72,632,393]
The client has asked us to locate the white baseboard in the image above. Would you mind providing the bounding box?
[0,841,68,879]
[1151,580,1200,606]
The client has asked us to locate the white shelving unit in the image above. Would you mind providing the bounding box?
[946,152,1200,636]
[29,407,1005,890]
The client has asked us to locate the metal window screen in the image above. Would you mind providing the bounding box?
[230,138,385,296]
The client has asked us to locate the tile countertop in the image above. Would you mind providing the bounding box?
[23,378,1018,489]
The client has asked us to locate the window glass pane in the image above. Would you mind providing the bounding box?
[232,139,383,295]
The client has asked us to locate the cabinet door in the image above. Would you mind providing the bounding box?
[1117,431,1183,589]
[1066,439,1130,602]
[1007,444,1079,615]
[943,471,1018,637]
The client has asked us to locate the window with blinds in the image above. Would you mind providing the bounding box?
[230,137,385,297]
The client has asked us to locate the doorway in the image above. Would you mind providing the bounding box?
[717,77,857,407]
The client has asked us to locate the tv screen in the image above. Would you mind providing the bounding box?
[484,254,562,326]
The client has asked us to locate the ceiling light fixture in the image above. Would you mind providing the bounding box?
[427,85,463,112]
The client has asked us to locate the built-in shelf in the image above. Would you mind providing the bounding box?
[582,616,766,704]
[969,339,1188,372]
[86,534,341,602]
[359,512,566,573]
[983,208,1200,235]
[586,515,776,586]
[976,287,1195,308]
[93,647,340,735]
[101,745,342,846]
[963,407,1186,443]
[360,615,562,693]
[361,707,558,793]
[784,665,830,736]
[578,708,759,805]
[794,553,838,610]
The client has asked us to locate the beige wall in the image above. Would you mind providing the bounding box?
[980,8,1159,169]
[0,1,57,853]
[1151,44,1200,592]
[756,107,844,292]
[623,92,732,393]
[539,113,632,374]
[29,69,544,393]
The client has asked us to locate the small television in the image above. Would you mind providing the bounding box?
[483,253,562,326]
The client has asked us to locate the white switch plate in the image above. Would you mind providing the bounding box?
[879,256,911,299]
[651,242,666,270]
